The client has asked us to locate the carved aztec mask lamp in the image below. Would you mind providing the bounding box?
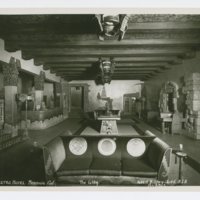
[96,58,115,85]
[95,14,129,41]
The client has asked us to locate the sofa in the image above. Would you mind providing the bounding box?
[42,134,172,186]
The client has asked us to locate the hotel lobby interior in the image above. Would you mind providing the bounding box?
[0,14,200,186]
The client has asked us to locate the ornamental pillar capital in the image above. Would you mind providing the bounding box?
[3,57,20,86]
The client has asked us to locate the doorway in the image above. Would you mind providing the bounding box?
[70,86,84,111]
[123,93,140,116]
[69,83,89,118]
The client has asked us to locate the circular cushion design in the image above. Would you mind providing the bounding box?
[69,137,88,156]
[98,138,116,156]
[126,138,146,157]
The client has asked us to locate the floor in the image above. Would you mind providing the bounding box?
[26,118,200,185]
[133,117,200,164]
[28,118,84,145]
[132,117,200,185]
[27,116,200,185]
[1,116,200,186]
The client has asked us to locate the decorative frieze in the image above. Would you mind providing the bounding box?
[20,114,64,130]
[3,57,19,86]
[34,71,45,90]
[0,134,24,151]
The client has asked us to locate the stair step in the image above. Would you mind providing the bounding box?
[0,135,24,151]
[0,134,12,143]
[69,111,85,119]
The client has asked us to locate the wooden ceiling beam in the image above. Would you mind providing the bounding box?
[57,72,155,76]
[21,47,192,57]
[112,75,153,78]
[127,22,200,30]
[5,38,200,49]
[64,77,148,81]
[45,62,166,68]
[50,68,87,72]
[61,75,149,78]
[51,68,166,75]
[45,63,93,68]
[67,62,165,67]
[56,72,85,75]
[111,78,148,81]
[3,31,200,44]
[2,21,200,36]
[50,67,162,72]
[113,73,158,75]
[34,56,181,65]
[52,67,164,71]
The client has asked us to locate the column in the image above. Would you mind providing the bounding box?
[185,73,200,139]
[55,82,62,108]
[34,71,45,110]
[3,57,19,136]
[83,84,90,112]
[61,81,69,118]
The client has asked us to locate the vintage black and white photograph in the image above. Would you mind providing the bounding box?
[0,12,200,188]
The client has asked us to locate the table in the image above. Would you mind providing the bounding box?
[175,151,187,180]
[161,117,173,134]
[97,115,121,135]
[160,112,173,134]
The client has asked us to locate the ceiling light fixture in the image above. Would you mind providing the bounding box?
[96,58,115,85]
[95,14,129,41]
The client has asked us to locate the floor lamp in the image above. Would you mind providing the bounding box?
[16,94,32,139]
[23,95,33,138]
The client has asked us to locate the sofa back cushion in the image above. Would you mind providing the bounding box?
[45,137,66,171]
[63,137,92,160]
[121,137,153,160]
[92,137,121,160]
[62,135,154,161]
[147,137,169,170]
[89,137,121,175]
